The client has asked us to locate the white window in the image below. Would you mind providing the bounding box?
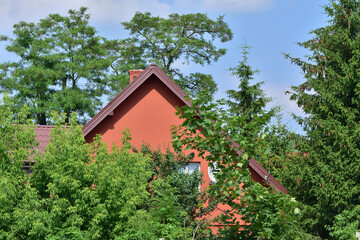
[183,162,200,174]
[208,162,218,183]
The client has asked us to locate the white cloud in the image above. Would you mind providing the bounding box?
[84,0,171,22]
[201,0,273,13]
[0,0,171,34]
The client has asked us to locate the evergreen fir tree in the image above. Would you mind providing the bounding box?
[285,0,360,237]
[226,43,272,136]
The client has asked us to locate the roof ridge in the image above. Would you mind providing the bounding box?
[82,64,190,136]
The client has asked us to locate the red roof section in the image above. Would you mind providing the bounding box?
[34,125,54,154]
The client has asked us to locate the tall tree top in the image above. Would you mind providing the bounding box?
[226,43,272,125]
[0,7,118,125]
[122,12,233,73]
[285,0,360,126]
[284,1,360,237]
[117,12,233,97]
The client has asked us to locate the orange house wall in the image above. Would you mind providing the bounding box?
[86,76,182,149]
[85,75,214,187]
[85,75,266,221]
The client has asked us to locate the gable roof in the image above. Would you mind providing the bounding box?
[82,64,287,193]
[82,63,190,136]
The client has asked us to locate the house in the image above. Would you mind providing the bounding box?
[81,63,286,193]
[33,63,287,226]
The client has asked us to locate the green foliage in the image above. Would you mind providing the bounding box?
[141,145,202,218]
[327,205,360,240]
[0,111,151,239]
[255,112,299,190]
[105,37,147,100]
[0,99,205,239]
[170,44,315,238]
[284,0,360,237]
[0,7,119,124]
[226,43,272,121]
[172,92,306,239]
[136,145,206,239]
[119,12,233,97]
[0,95,37,239]
[47,227,85,240]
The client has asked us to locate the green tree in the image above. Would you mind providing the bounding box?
[140,145,203,219]
[227,44,272,118]
[0,7,119,124]
[327,205,360,240]
[106,37,148,100]
[256,113,299,189]
[0,96,37,239]
[226,44,273,138]
[1,112,151,239]
[124,145,206,239]
[284,0,360,237]
[0,100,205,239]
[172,93,308,239]
[117,12,233,97]
[226,46,313,237]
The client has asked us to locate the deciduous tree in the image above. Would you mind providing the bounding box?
[7,116,151,239]
[172,93,308,239]
[0,96,37,239]
[0,100,206,239]
[117,12,233,97]
[0,7,119,124]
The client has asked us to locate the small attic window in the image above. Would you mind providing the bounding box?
[182,162,200,174]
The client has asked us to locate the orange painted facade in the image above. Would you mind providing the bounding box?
[82,64,287,227]
[84,73,214,190]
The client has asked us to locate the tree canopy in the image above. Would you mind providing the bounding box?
[226,43,273,137]
[0,9,234,123]
[171,91,307,239]
[3,2,360,239]
[116,12,233,97]
[0,7,119,124]
[0,104,205,239]
[284,0,360,237]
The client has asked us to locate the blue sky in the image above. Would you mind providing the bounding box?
[0,0,329,132]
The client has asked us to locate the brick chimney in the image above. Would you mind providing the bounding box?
[128,70,144,83]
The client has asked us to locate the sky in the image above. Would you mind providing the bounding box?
[0,0,329,132]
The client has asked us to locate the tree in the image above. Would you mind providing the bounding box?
[140,145,203,220]
[117,12,233,97]
[284,0,360,237]
[171,93,308,239]
[224,45,315,237]
[256,112,299,190]
[0,99,206,239]
[226,43,273,137]
[123,145,206,239]
[0,7,119,124]
[327,205,360,240]
[0,96,37,239]
[227,44,271,118]
[5,115,151,239]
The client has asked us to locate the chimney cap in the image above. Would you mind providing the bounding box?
[128,69,144,83]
